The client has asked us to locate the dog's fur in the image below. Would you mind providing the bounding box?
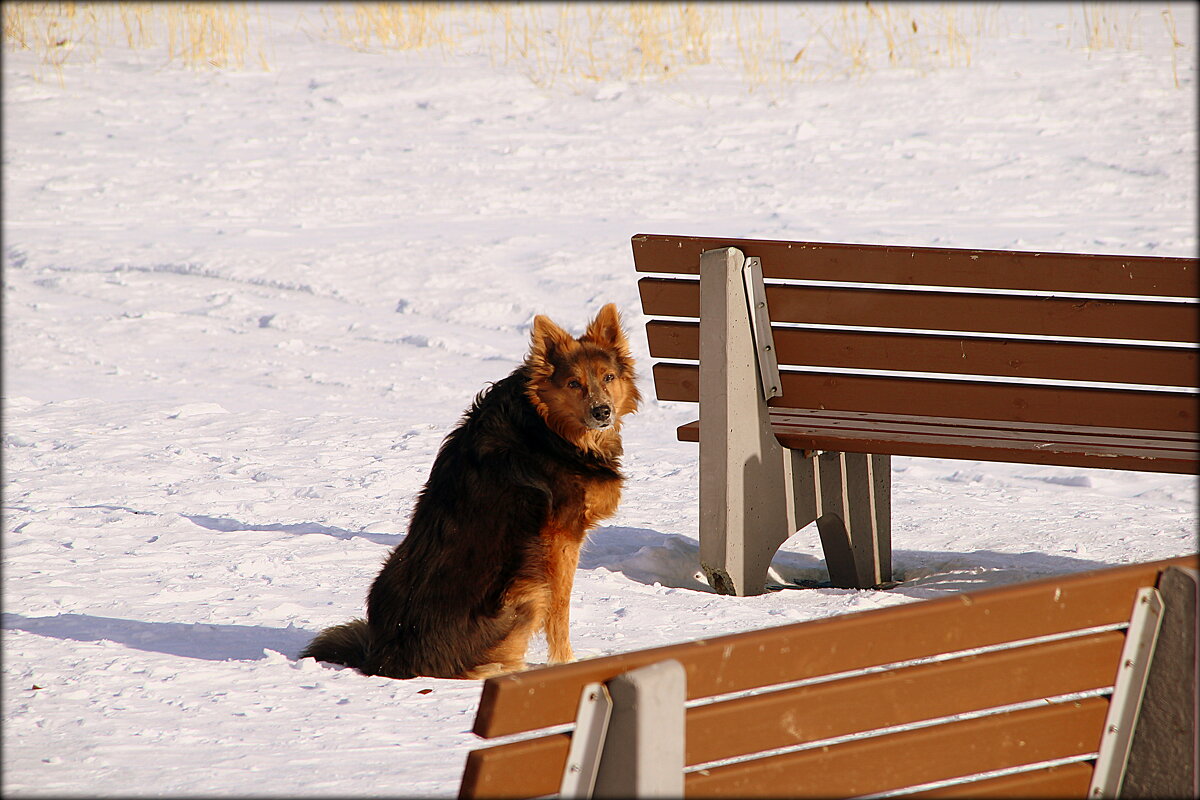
[300,304,640,679]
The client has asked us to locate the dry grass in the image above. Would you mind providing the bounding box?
[427,2,1011,92]
[1073,2,1144,51]
[472,3,717,89]
[788,3,1004,83]
[3,2,269,82]
[3,2,1189,91]
[323,2,448,53]
[1160,5,1184,89]
[165,3,266,70]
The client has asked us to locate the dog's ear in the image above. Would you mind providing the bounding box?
[528,314,575,368]
[582,303,630,355]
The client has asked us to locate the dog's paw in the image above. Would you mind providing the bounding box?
[465,661,520,679]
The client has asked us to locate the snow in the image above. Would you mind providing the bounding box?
[3,3,1196,796]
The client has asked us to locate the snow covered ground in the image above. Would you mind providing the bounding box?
[3,3,1196,796]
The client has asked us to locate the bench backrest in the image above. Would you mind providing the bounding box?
[459,555,1196,798]
[634,235,1198,471]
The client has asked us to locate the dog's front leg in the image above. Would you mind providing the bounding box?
[545,537,582,664]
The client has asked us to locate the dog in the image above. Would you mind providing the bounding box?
[300,303,640,679]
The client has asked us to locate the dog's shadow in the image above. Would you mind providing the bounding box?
[183,514,403,547]
[2,612,314,662]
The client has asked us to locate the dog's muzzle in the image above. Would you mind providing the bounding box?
[588,403,613,429]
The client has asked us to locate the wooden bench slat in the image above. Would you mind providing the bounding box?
[458,732,569,800]
[651,363,1197,434]
[766,421,1195,468]
[759,407,1200,443]
[682,697,1109,798]
[461,630,1124,797]
[908,761,1096,798]
[684,629,1123,766]
[638,277,1198,343]
[646,320,1197,388]
[469,557,1193,739]
[675,416,1198,473]
[631,234,1198,298]
[764,410,1198,450]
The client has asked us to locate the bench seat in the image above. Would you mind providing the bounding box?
[673,407,1198,474]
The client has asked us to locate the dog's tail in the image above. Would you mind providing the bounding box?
[300,618,371,669]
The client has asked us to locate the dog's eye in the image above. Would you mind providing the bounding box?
[603,373,615,383]
[567,379,582,390]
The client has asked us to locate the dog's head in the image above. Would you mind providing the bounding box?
[524,303,640,455]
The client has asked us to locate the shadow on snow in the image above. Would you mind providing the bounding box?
[583,525,1115,599]
[183,514,403,547]
[2,612,314,662]
[3,531,1118,665]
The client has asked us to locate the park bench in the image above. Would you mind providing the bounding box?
[633,234,1198,594]
[459,555,1198,799]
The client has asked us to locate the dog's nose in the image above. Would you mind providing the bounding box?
[591,404,612,424]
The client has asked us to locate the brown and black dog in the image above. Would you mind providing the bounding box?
[301,304,640,678]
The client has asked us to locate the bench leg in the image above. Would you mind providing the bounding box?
[699,246,799,596]
[592,660,686,798]
[812,451,892,589]
[697,246,893,594]
[1122,566,1198,798]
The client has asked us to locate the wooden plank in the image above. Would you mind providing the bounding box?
[689,428,1192,473]
[458,732,569,800]
[682,697,1110,797]
[470,557,1195,738]
[638,277,1198,343]
[758,407,1199,444]
[638,275,699,317]
[631,234,1199,298]
[673,415,1199,473]
[684,630,1124,766]
[878,761,1095,798]
[765,424,1195,459]
[459,631,1125,798]
[645,320,1198,388]
[650,363,1197,433]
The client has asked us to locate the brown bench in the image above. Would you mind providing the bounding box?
[633,234,1198,594]
[459,556,1198,799]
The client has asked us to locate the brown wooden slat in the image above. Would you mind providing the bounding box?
[909,761,1095,798]
[651,363,1197,433]
[682,697,1109,797]
[685,630,1124,766]
[638,275,699,317]
[458,631,1124,798]
[764,422,1194,458]
[458,732,569,800]
[638,277,1199,343]
[760,407,1200,444]
[683,426,1194,473]
[645,320,1198,388]
[470,557,1195,738]
[631,234,1199,298]
[674,416,1199,473]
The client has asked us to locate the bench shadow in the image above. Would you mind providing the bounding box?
[581,526,720,592]
[583,526,1119,598]
[2,612,315,661]
[883,549,1115,599]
